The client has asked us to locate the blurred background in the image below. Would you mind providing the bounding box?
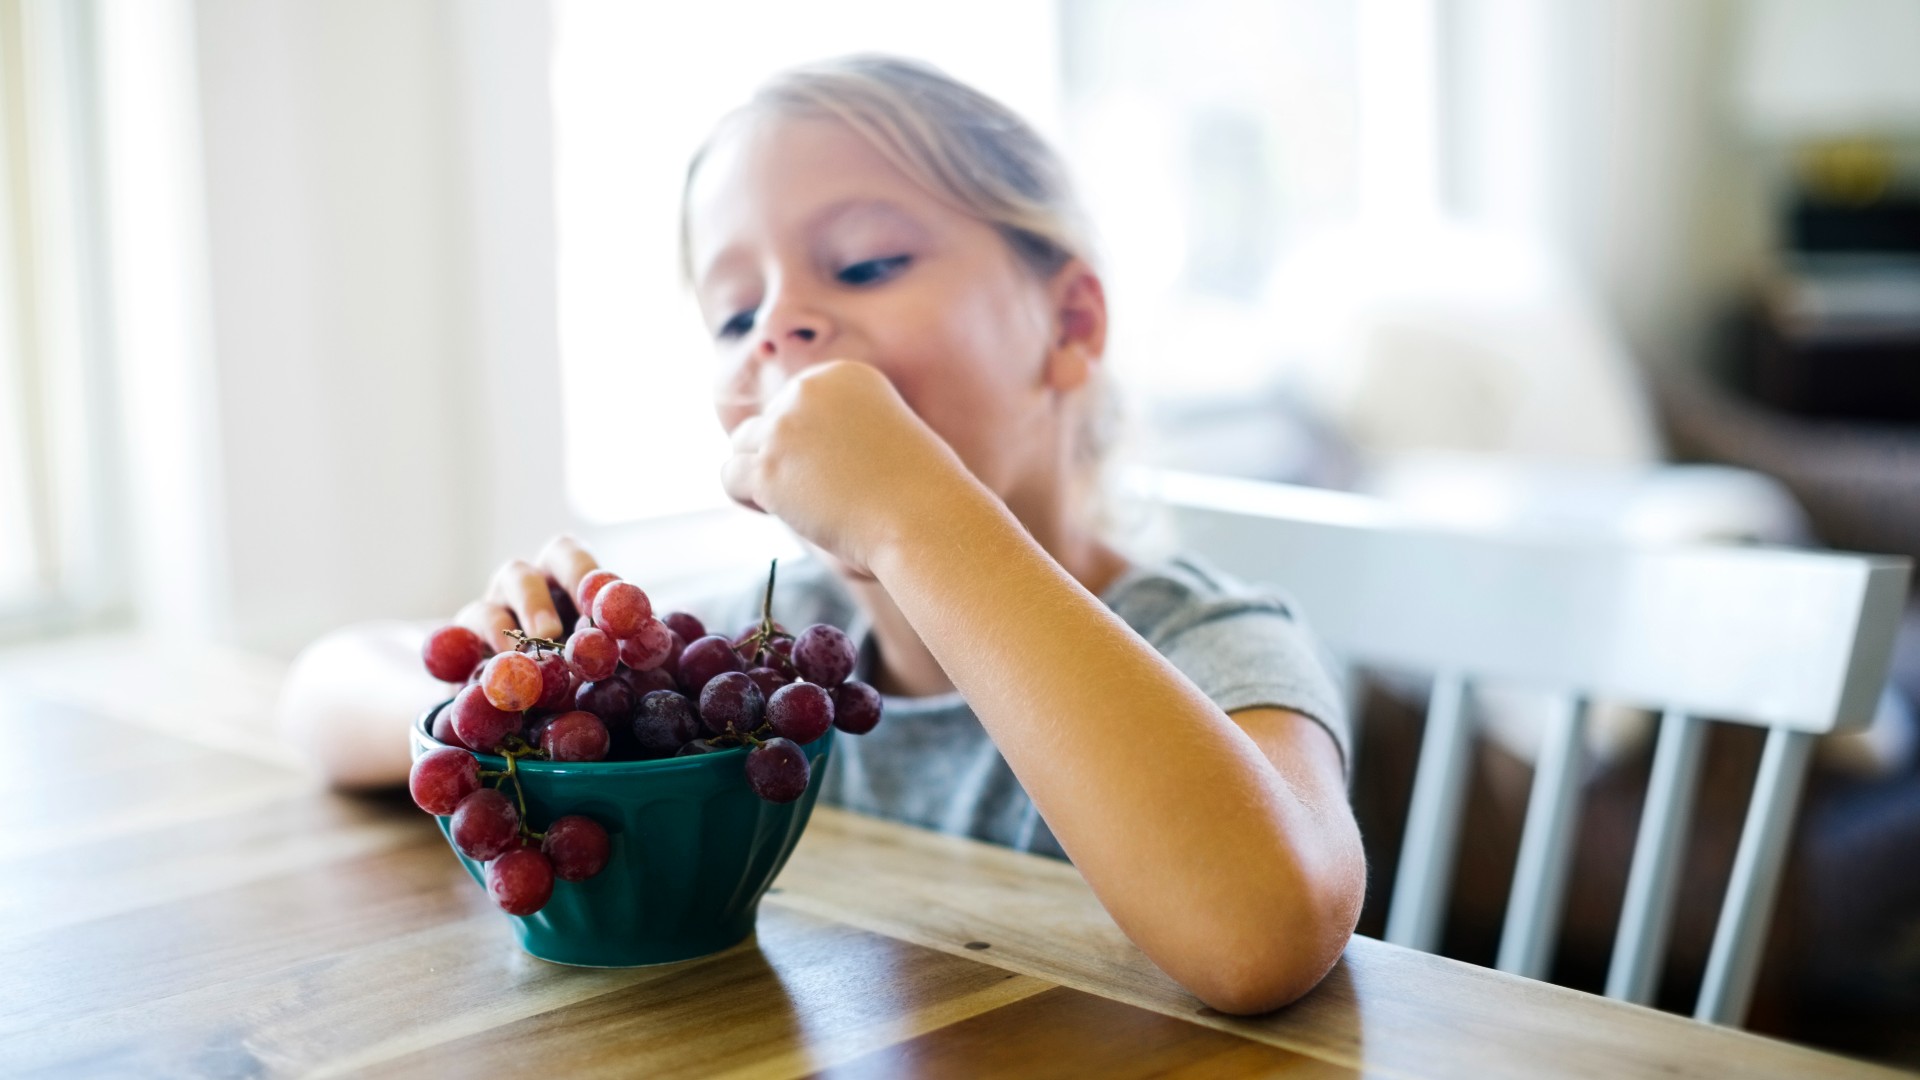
[2,0,1916,1062]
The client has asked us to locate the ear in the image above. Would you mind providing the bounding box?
[1042,260,1108,393]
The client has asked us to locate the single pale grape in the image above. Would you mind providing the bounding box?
[662,611,706,644]
[746,737,810,803]
[409,747,480,815]
[793,624,856,687]
[574,569,620,619]
[533,652,574,711]
[450,684,521,753]
[633,689,703,757]
[767,681,833,744]
[574,677,637,727]
[423,625,489,683]
[487,845,555,916]
[593,581,653,640]
[541,816,611,882]
[541,709,610,762]
[618,618,674,671]
[431,706,470,750]
[481,651,543,712]
[698,670,764,737]
[832,679,883,735]
[678,634,744,698]
[747,666,792,702]
[451,788,520,861]
[565,626,618,682]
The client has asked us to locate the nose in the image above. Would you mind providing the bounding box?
[753,288,835,373]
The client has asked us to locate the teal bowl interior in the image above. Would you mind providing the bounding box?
[410,703,833,967]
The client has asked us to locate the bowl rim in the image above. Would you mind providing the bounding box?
[415,700,829,778]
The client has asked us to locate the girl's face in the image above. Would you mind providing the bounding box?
[685,113,1094,512]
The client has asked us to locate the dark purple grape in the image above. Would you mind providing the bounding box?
[566,626,618,682]
[525,711,558,748]
[542,816,611,882]
[677,738,725,756]
[679,634,745,697]
[450,684,520,753]
[767,681,833,744]
[409,748,480,815]
[621,664,677,697]
[660,629,687,679]
[487,845,554,915]
[574,677,636,728]
[541,710,610,761]
[662,611,706,644]
[793,624,856,687]
[747,666,792,701]
[422,625,489,683]
[746,738,810,803]
[451,788,520,860]
[832,679,883,735]
[698,671,765,737]
[633,690,703,758]
[546,577,580,632]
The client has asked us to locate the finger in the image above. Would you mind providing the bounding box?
[536,535,599,594]
[720,452,766,515]
[490,558,565,643]
[455,600,517,655]
[729,413,768,454]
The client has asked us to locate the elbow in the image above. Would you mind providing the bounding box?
[1175,841,1367,1016]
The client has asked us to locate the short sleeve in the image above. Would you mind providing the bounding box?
[1106,556,1351,773]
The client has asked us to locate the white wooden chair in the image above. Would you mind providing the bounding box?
[1141,468,1911,1026]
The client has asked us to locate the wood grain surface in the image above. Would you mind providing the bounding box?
[1,660,1905,1079]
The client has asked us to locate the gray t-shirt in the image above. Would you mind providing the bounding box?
[679,553,1348,861]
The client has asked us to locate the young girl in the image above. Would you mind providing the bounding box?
[285,54,1362,1015]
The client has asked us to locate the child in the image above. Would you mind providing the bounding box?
[283,54,1362,1015]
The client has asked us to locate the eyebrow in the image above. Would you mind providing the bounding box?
[694,197,923,297]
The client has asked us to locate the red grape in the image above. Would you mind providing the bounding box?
[767,681,833,744]
[746,738,810,803]
[450,684,521,753]
[633,689,702,757]
[618,618,674,671]
[565,626,618,682]
[662,611,706,643]
[541,709,610,762]
[747,666,792,701]
[542,816,611,882]
[678,634,744,697]
[832,679,883,735]
[793,624,856,687]
[574,677,636,727]
[451,788,520,861]
[481,651,543,712]
[593,581,652,639]
[574,569,620,619]
[486,845,555,915]
[409,747,480,814]
[431,706,470,750]
[422,625,489,683]
[621,664,677,697]
[533,652,574,711]
[698,670,764,737]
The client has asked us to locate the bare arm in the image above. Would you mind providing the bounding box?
[870,481,1365,1014]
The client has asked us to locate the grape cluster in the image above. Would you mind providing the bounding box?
[409,561,881,917]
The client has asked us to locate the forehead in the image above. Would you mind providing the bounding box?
[687,113,954,287]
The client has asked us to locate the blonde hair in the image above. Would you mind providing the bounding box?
[678,54,1124,497]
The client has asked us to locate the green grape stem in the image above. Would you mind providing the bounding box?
[504,628,564,655]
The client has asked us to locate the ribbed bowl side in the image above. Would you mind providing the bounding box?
[412,705,833,967]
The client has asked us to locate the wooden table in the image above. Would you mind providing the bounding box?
[2,646,1904,1079]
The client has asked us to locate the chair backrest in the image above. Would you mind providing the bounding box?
[1141,468,1911,1026]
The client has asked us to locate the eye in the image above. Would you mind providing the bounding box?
[837,255,911,286]
[716,309,756,340]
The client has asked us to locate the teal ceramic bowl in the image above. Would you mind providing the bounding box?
[410,703,833,967]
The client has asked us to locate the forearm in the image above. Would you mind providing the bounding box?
[869,479,1358,1011]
